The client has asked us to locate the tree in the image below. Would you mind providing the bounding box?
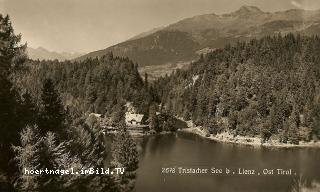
[144,73,148,90]
[67,122,116,192]
[19,91,38,126]
[86,85,97,105]
[311,99,320,140]
[260,118,272,143]
[12,125,42,191]
[38,79,66,138]
[163,113,176,132]
[14,125,89,192]
[270,103,282,134]
[149,104,159,132]
[0,13,26,181]
[0,172,14,192]
[15,127,86,191]
[282,119,299,145]
[37,132,70,191]
[228,111,238,130]
[286,107,300,145]
[110,102,126,126]
[0,14,25,74]
[205,117,220,135]
[111,122,138,192]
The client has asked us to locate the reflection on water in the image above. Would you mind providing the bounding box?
[133,132,320,192]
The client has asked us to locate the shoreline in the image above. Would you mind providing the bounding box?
[107,117,320,148]
[178,127,320,148]
[106,130,173,137]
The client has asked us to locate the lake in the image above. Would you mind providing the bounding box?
[133,132,320,192]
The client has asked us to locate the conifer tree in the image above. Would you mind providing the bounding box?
[111,120,139,192]
[14,127,83,191]
[287,107,300,145]
[12,125,42,191]
[37,132,67,191]
[38,79,66,138]
[311,99,320,140]
[149,104,159,131]
[0,13,26,180]
[19,91,37,126]
[144,73,148,90]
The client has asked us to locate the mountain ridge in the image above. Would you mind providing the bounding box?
[27,47,84,61]
[76,6,320,71]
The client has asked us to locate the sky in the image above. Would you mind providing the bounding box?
[1,0,320,53]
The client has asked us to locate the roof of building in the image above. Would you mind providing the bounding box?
[89,113,103,118]
[125,112,144,123]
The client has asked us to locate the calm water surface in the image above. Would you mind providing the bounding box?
[133,132,320,192]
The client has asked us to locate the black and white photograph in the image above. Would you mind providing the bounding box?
[1,0,320,191]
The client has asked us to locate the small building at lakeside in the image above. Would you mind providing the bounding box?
[89,111,148,133]
[125,112,145,126]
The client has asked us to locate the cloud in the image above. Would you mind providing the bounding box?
[291,0,303,8]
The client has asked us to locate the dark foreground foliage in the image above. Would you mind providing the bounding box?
[0,14,138,192]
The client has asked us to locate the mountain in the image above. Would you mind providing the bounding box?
[27,47,84,61]
[77,6,320,73]
[128,26,165,41]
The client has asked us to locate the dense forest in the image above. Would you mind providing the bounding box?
[155,34,320,143]
[13,53,157,118]
[12,48,184,132]
[0,14,139,191]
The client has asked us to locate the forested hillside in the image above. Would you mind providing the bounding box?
[155,34,320,143]
[13,53,157,118]
[77,30,199,67]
